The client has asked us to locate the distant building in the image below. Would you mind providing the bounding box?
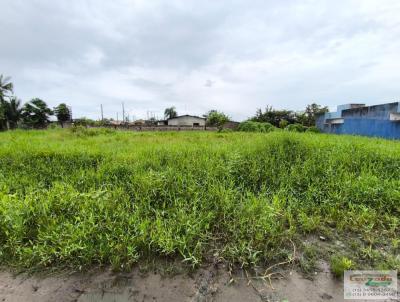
[316,102,400,139]
[133,119,146,125]
[110,120,123,126]
[166,115,206,127]
[222,121,240,130]
[157,120,167,126]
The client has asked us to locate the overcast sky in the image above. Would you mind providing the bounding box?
[1,0,400,121]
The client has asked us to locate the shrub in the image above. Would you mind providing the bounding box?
[285,123,306,132]
[48,123,60,129]
[73,117,100,127]
[238,121,276,132]
[306,126,321,133]
[279,119,289,129]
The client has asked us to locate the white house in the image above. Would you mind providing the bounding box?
[167,115,206,127]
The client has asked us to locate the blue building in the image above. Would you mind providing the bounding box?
[316,102,400,139]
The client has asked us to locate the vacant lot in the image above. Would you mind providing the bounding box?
[0,129,399,275]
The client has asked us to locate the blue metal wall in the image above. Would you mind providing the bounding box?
[328,118,400,139]
[316,102,400,139]
[316,114,326,131]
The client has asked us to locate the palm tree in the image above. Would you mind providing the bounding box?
[0,75,13,101]
[164,106,177,120]
[21,98,53,129]
[0,75,14,130]
[5,97,22,129]
[0,103,6,131]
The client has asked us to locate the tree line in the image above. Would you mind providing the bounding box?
[1,74,328,131]
[164,104,328,130]
[251,104,328,128]
[0,75,71,130]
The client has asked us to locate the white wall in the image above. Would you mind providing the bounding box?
[167,116,205,126]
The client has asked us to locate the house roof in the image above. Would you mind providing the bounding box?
[167,115,206,121]
[342,102,399,112]
[109,120,123,125]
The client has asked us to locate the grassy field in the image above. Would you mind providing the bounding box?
[0,128,399,275]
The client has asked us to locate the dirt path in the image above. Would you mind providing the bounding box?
[0,262,350,302]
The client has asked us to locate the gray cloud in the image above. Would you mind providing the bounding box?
[1,0,400,121]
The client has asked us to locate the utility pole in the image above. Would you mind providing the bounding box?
[68,106,73,122]
[122,102,125,123]
[117,112,119,122]
[101,104,104,121]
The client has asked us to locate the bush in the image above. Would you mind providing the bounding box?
[285,123,306,132]
[48,123,60,129]
[279,119,289,129]
[306,126,321,133]
[238,121,276,132]
[73,118,101,127]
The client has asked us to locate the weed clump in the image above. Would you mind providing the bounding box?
[330,255,354,278]
[306,126,321,133]
[69,126,115,137]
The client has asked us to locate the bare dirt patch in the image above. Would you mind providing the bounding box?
[0,262,346,302]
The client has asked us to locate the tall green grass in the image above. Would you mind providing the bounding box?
[0,129,399,271]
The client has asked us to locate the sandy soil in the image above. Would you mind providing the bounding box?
[0,260,354,302]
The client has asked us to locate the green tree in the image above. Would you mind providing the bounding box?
[205,110,230,130]
[54,103,71,128]
[164,107,178,119]
[0,104,6,131]
[0,75,13,102]
[4,97,22,129]
[0,75,14,130]
[21,98,53,129]
[0,98,22,130]
[252,106,296,127]
[302,103,329,127]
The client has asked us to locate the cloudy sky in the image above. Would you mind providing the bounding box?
[1,0,400,121]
